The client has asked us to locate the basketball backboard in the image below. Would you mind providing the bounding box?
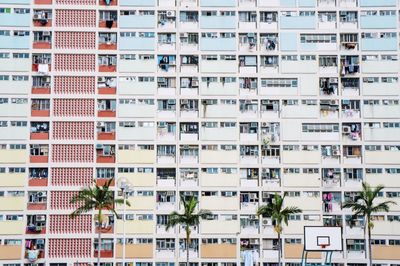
[304,226,343,251]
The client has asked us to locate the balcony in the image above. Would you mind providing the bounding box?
[96,178,115,187]
[28,177,48,187]
[30,155,48,163]
[96,147,115,164]
[33,11,52,27]
[26,224,46,234]
[35,0,52,3]
[99,0,118,6]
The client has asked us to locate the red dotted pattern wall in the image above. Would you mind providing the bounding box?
[54,32,96,50]
[49,214,92,234]
[53,121,94,140]
[53,76,95,94]
[54,54,96,72]
[50,191,80,210]
[53,99,95,117]
[51,144,94,163]
[51,167,93,187]
[55,9,96,27]
[48,238,92,258]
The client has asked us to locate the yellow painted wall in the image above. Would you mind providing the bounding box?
[285,197,321,211]
[364,151,400,164]
[366,174,400,187]
[283,173,320,188]
[281,151,320,164]
[0,197,25,211]
[372,221,399,235]
[0,173,25,187]
[123,173,156,187]
[283,220,322,234]
[118,196,155,211]
[201,196,238,211]
[201,220,239,234]
[200,173,239,187]
[0,150,27,164]
[117,150,155,164]
[0,221,25,235]
[201,151,238,164]
[116,220,155,234]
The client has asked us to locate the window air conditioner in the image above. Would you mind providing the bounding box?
[191,79,199,87]
[36,215,46,221]
[342,126,351,133]
[166,10,176,18]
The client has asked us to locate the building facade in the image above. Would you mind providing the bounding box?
[0,0,400,265]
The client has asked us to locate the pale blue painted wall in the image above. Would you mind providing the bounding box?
[119,37,155,50]
[200,38,236,51]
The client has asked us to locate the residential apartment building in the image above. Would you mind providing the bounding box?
[0,0,400,265]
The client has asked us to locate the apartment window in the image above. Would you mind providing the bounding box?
[156,239,175,250]
[347,239,365,251]
[385,168,400,174]
[96,168,115,179]
[319,56,337,67]
[302,123,339,133]
[300,34,336,43]
[261,78,298,87]
[366,168,383,174]
[389,240,400,245]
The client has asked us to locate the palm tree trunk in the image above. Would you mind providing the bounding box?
[278,233,281,266]
[97,210,102,266]
[368,226,372,266]
[186,227,190,266]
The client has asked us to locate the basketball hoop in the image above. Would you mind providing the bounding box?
[319,244,328,249]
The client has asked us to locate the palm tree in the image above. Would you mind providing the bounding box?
[256,192,302,266]
[166,194,212,266]
[342,182,396,266]
[70,178,129,266]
